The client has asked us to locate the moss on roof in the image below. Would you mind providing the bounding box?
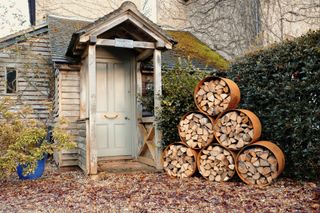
[167,30,229,70]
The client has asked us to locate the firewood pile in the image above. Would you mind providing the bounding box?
[214,109,261,150]
[197,144,235,182]
[236,141,285,186]
[162,143,197,178]
[162,76,285,186]
[194,77,240,116]
[178,112,214,149]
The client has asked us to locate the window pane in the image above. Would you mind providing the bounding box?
[6,68,16,93]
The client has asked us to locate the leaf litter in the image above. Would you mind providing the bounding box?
[0,161,318,212]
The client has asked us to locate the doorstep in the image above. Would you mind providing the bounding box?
[90,158,162,180]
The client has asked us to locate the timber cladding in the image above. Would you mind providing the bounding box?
[0,32,52,121]
[0,31,85,169]
[54,66,86,171]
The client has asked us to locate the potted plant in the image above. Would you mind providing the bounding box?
[0,97,76,180]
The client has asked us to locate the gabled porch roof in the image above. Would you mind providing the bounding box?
[66,1,175,58]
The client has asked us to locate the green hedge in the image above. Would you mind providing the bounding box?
[227,30,320,180]
[157,62,208,146]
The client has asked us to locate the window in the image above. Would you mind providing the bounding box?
[141,72,154,117]
[6,67,17,93]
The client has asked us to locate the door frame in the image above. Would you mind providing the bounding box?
[95,57,137,158]
[84,46,165,175]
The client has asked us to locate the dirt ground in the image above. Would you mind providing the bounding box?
[0,161,318,213]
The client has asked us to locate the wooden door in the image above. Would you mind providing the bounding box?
[96,60,133,157]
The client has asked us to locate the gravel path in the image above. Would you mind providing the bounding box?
[0,162,318,212]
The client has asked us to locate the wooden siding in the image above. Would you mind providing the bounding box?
[54,65,87,172]
[0,32,52,121]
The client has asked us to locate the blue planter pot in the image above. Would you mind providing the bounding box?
[17,156,47,180]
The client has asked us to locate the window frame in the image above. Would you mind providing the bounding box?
[5,67,18,94]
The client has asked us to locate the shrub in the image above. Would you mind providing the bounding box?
[157,61,211,146]
[227,30,320,180]
[0,97,76,178]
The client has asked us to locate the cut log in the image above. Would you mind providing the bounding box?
[195,78,232,116]
[163,143,197,178]
[179,112,214,149]
[214,110,255,150]
[236,146,279,185]
[198,144,235,182]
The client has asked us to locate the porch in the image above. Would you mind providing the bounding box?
[55,2,175,175]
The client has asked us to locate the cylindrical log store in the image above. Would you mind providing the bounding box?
[162,142,198,178]
[197,143,236,182]
[235,141,285,186]
[178,112,215,149]
[214,109,262,150]
[194,77,240,117]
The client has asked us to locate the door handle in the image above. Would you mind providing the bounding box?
[104,114,118,119]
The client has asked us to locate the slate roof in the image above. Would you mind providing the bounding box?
[0,23,48,49]
[47,15,90,63]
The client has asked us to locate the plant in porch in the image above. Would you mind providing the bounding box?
[0,97,76,179]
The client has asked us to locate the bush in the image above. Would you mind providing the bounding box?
[227,30,320,180]
[157,61,212,146]
[0,97,76,178]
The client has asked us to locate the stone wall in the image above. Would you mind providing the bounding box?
[35,0,320,59]
[261,0,320,45]
[35,0,142,23]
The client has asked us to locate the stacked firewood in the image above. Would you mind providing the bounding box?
[237,147,278,185]
[214,110,255,150]
[163,77,239,180]
[162,143,197,178]
[194,78,231,116]
[162,76,285,186]
[178,112,214,149]
[198,144,235,182]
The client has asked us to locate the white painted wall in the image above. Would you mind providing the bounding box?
[0,0,29,38]
[141,0,158,23]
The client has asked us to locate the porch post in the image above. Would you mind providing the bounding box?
[88,44,97,174]
[153,49,163,169]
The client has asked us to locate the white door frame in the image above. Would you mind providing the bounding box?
[85,46,163,175]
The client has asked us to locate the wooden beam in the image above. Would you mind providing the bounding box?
[96,38,155,49]
[120,26,144,41]
[79,57,87,119]
[79,13,172,49]
[87,44,97,175]
[136,49,153,61]
[153,49,163,170]
[128,14,173,50]
[156,41,165,49]
[80,15,129,42]
[96,39,114,46]
[89,36,97,45]
[134,41,155,49]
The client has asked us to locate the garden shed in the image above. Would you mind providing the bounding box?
[0,2,227,175]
